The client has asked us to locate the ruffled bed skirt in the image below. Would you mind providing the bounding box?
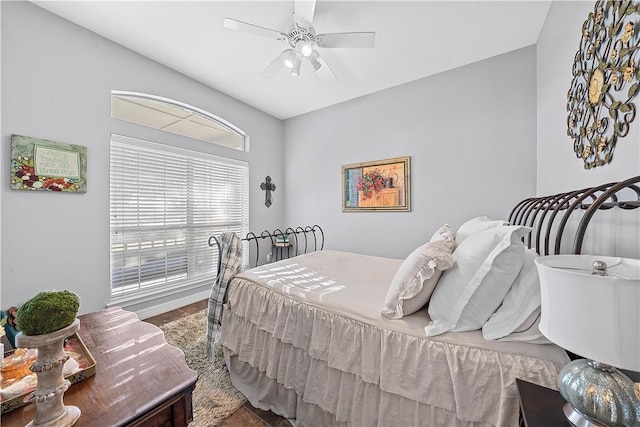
[221,277,568,427]
[224,348,499,427]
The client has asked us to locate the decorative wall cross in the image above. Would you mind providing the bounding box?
[260,176,276,207]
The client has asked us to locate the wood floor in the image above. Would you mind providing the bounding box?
[145,300,292,427]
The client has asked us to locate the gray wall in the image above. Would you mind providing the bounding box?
[284,47,538,259]
[1,2,285,315]
[5,1,636,316]
[537,1,640,195]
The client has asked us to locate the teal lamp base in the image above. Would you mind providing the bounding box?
[558,359,640,427]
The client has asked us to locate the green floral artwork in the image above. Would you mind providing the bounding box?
[10,134,87,193]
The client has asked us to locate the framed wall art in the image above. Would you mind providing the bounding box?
[10,134,87,193]
[567,1,640,169]
[342,156,410,212]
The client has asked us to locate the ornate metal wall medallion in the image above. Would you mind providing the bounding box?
[567,0,640,169]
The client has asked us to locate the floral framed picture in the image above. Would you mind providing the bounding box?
[342,156,410,212]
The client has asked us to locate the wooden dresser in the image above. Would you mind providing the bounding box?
[2,307,198,427]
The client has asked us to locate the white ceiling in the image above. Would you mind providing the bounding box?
[32,0,552,120]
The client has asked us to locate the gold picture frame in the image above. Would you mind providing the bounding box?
[342,156,410,212]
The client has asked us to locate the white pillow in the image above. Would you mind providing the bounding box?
[381,239,455,319]
[455,216,506,244]
[482,249,543,341]
[425,225,530,336]
[429,223,455,243]
[492,309,551,344]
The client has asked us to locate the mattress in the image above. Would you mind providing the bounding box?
[221,250,569,426]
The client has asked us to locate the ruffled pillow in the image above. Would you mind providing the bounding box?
[425,225,530,336]
[430,223,455,243]
[381,239,455,319]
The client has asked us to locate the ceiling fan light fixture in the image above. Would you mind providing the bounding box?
[296,39,314,58]
[308,53,322,72]
[282,49,296,69]
[291,55,302,76]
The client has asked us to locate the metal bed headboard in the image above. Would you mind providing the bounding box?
[208,177,639,273]
[508,176,640,256]
[208,225,324,272]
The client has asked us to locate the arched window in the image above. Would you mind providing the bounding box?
[109,93,249,306]
[111,91,247,151]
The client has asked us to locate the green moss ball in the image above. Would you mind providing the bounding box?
[16,290,80,335]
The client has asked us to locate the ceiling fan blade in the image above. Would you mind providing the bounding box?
[260,51,288,78]
[317,32,376,48]
[311,51,337,81]
[224,18,284,40]
[294,0,316,27]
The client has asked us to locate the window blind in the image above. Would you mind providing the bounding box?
[109,134,249,302]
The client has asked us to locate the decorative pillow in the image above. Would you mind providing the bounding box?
[425,225,530,337]
[381,239,455,319]
[455,216,506,244]
[429,223,455,243]
[482,249,544,341]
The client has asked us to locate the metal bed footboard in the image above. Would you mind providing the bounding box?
[209,225,324,272]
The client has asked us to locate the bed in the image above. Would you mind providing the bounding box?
[208,176,639,427]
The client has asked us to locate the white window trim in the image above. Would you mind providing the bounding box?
[111,133,249,168]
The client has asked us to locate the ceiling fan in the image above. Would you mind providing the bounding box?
[223,0,376,80]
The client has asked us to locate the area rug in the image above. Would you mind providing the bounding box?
[160,309,247,426]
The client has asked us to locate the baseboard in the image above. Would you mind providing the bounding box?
[134,290,209,320]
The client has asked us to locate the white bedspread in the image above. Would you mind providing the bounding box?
[221,250,569,426]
